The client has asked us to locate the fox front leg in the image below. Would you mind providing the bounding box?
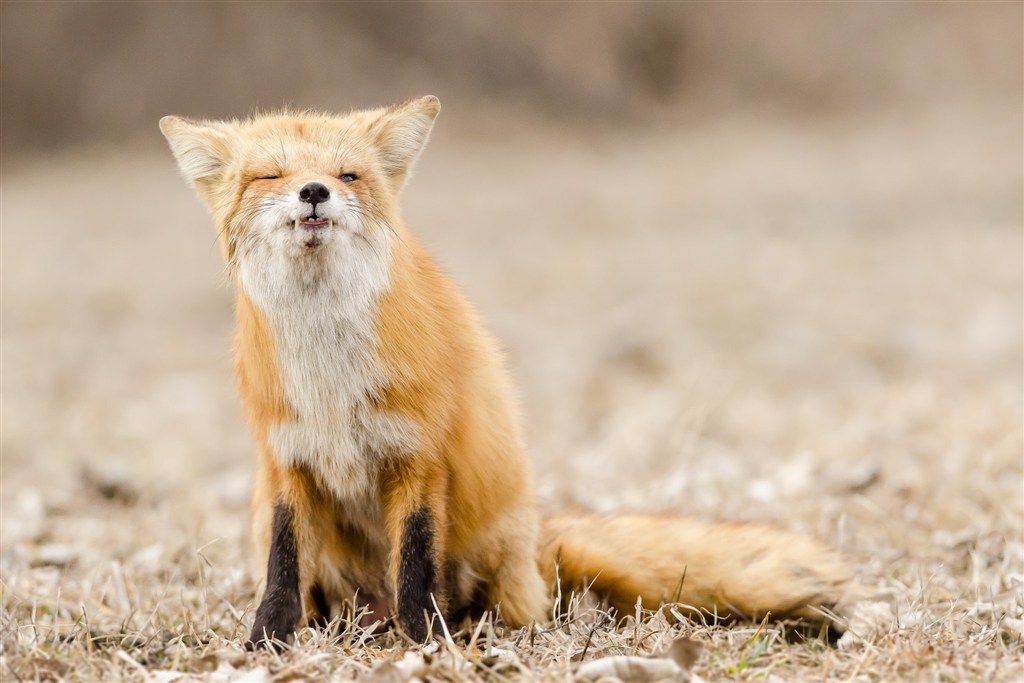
[395,506,443,642]
[382,461,448,643]
[247,502,302,649]
[247,469,325,649]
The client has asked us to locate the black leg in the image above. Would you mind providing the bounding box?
[396,507,439,642]
[247,503,302,649]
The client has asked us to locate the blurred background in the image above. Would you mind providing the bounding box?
[2,1,1021,603]
[3,3,1020,149]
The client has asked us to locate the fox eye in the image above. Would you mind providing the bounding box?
[257,175,280,180]
[339,173,358,183]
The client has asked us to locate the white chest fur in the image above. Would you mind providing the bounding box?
[238,227,418,502]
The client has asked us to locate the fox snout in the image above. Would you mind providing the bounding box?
[298,182,332,228]
[272,177,349,232]
[267,175,371,252]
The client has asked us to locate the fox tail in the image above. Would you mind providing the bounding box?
[539,513,850,624]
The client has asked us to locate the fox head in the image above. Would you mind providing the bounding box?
[159,96,439,270]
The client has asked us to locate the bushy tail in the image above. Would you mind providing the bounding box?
[539,514,850,623]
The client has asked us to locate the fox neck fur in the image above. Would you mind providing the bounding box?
[236,196,415,503]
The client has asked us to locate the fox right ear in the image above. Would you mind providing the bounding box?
[159,116,232,185]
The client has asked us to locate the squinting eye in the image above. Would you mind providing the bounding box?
[339,173,358,183]
[257,175,280,180]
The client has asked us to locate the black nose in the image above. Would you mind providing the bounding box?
[299,182,330,205]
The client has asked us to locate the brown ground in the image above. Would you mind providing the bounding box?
[2,96,1021,680]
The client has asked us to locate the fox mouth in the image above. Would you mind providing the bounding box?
[297,215,331,229]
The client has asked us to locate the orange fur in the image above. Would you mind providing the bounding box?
[541,514,850,622]
[160,97,850,644]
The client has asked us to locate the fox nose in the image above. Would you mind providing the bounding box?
[299,182,330,206]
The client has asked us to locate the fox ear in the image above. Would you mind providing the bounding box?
[370,95,440,190]
[159,116,232,185]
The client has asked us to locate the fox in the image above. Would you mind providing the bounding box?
[159,96,850,648]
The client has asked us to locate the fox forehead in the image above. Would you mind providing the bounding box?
[230,113,378,173]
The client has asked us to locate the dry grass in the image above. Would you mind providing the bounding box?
[2,98,1021,681]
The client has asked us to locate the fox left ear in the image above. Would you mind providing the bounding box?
[159,115,233,187]
[370,95,441,191]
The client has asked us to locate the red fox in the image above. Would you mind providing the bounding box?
[159,96,849,647]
